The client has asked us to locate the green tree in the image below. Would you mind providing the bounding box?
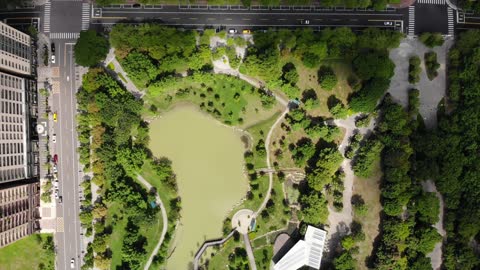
[352,138,384,178]
[419,32,444,48]
[74,30,109,67]
[318,66,338,91]
[353,51,395,80]
[300,193,329,225]
[414,192,440,224]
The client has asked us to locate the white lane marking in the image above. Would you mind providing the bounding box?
[68,44,81,269]
[57,42,68,270]
[102,10,404,16]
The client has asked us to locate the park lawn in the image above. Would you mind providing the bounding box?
[292,57,355,118]
[143,74,279,127]
[245,111,282,168]
[140,161,177,215]
[253,245,274,270]
[105,201,127,269]
[205,238,244,269]
[352,161,383,270]
[106,190,163,270]
[254,177,290,236]
[0,234,54,270]
[228,175,270,219]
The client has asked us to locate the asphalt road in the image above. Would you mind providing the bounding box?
[52,41,82,270]
[93,6,407,32]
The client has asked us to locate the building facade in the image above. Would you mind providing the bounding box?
[0,21,39,248]
[0,181,40,247]
[0,21,32,76]
[0,71,39,184]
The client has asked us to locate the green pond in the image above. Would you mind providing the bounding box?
[148,105,248,269]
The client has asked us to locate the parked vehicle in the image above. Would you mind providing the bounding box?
[300,19,310,25]
[53,154,58,164]
[52,134,56,144]
[51,54,55,64]
[59,196,63,204]
[55,190,59,199]
[53,165,58,173]
[228,28,237,34]
[384,21,393,26]
[242,29,251,34]
[53,112,57,122]
[51,43,55,53]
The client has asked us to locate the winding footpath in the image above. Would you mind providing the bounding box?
[136,174,168,270]
[254,108,289,217]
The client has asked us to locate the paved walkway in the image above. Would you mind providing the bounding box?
[193,230,237,270]
[323,116,376,253]
[136,174,168,270]
[243,233,257,270]
[104,48,144,99]
[421,180,446,270]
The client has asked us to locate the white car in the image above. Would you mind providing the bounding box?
[54,190,59,199]
[228,28,237,34]
[300,19,310,25]
[52,134,56,143]
[53,165,58,173]
[384,21,393,26]
[70,258,75,269]
[51,55,55,64]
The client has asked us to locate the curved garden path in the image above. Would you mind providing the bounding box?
[136,174,168,270]
[254,108,289,217]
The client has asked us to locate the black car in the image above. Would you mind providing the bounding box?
[51,43,55,53]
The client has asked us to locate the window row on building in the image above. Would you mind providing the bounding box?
[0,23,30,46]
[0,133,23,141]
[0,101,23,115]
[0,115,23,124]
[0,184,28,203]
[0,223,30,247]
[0,142,24,155]
[0,52,30,75]
[1,89,23,102]
[0,73,23,89]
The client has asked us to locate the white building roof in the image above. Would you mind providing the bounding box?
[273,226,327,270]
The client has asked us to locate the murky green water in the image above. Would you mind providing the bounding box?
[149,105,248,269]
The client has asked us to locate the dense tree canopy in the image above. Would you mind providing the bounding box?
[74,30,109,67]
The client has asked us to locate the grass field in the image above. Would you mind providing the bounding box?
[205,238,244,269]
[144,74,281,129]
[254,245,273,270]
[0,234,54,270]
[107,164,166,269]
[352,161,383,269]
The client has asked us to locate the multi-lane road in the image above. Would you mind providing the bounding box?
[52,42,82,270]
[1,0,480,269]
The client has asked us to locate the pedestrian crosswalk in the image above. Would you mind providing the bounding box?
[448,7,455,36]
[408,6,415,36]
[416,0,446,4]
[81,3,90,31]
[56,217,64,232]
[50,32,80,40]
[44,1,51,33]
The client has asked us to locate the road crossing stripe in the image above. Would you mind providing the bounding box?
[44,1,51,33]
[408,6,415,36]
[50,32,80,39]
[416,0,446,4]
[448,8,455,36]
[81,3,90,30]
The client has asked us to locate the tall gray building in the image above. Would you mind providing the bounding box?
[0,21,32,76]
[0,21,39,248]
[0,71,39,184]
